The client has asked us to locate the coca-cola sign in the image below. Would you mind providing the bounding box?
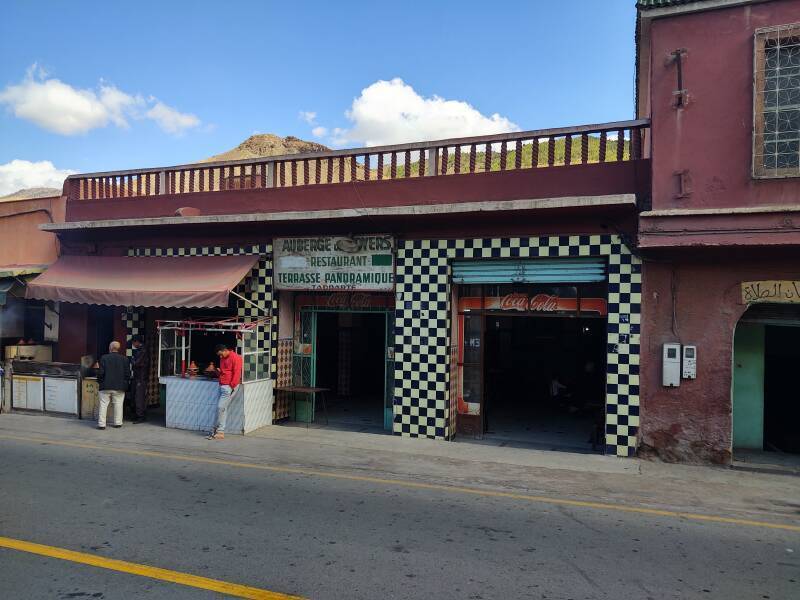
[528,294,560,312]
[325,292,374,310]
[458,294,607,316]
[498,293,529,311]
[498,293,560,312]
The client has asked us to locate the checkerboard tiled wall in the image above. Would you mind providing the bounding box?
[393,234,642,457]
[122,308,144,357]
[125,244,277,381]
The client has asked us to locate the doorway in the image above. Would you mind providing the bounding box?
[764,326,800,453]
[315,312,387,432]
[479,315,605,451]
[290,305,394,433]
[733,312,800,455]
[455,282,608,453]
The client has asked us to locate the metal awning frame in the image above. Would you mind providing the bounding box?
[156,316,271,380]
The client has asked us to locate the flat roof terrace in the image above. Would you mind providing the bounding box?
[51,119,650,231]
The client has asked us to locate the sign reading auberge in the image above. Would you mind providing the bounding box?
[274,235,395,291]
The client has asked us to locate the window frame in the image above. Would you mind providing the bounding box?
[752,22,800,179]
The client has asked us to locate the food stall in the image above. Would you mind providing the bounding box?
[158,317,273,434]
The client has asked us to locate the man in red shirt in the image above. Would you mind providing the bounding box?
[208,343,243,440]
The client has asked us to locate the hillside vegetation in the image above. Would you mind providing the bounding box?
[184,133,634,190]
[386,135,631,178]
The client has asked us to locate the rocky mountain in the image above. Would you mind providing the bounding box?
[202,134,329,162]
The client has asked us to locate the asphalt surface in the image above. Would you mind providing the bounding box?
[0,435,798,600]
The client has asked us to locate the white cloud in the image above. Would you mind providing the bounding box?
[146,101,200,134]
[0,65,201,136]
[322,78,519,147]
[311,126,328,138]
[99,84,143,127]
[299,110,317,124]
[0,159,75,196]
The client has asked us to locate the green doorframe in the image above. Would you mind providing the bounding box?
[293,306,394,430]
[732,322,765,450]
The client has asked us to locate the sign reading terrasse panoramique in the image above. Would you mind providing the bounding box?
[274,235,395,291]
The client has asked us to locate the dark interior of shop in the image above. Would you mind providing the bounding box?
[764,325,800,454]
[314,311,386,432]
[88,305,115,359]
[482,315,606,452]
[190,330,239,373]
[0,299,57,356]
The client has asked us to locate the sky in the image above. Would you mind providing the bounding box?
[0,0,637,195]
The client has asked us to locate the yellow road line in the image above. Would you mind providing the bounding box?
[0,535,304,600]
[2,433,800,534]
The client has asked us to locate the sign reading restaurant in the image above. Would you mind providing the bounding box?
[274,235,395,291]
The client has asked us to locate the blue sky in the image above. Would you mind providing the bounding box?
[0,0,636,194]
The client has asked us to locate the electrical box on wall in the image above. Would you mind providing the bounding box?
[662,343,681,387]
[682,345,697,379]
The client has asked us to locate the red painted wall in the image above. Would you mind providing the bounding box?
[0,196,64,268]
[65,161,648,223]
[56,210,638,253]
[638,1,800,463]
[640,252,800,463]
[57,303,88,364]
[648,0,800,211]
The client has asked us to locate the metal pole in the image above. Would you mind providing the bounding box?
[180,331,186,377]
[230,291,268,315]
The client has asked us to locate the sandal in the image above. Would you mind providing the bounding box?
[207,430,225,440]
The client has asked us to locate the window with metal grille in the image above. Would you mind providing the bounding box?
[753,24,800,178]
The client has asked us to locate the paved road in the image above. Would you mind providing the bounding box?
[0,437,798,599]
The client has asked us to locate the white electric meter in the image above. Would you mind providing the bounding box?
[662,343,681,387]
[682,345,697,379]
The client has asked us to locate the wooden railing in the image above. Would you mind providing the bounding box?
[66,119,649,201]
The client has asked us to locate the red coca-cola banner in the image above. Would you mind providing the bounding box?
[458,294,607,316]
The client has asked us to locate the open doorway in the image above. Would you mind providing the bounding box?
[455,281,609,453]
[733,305,800,465]
[315,311,386,432]
[480,315,605,452]
[764,326,800,453]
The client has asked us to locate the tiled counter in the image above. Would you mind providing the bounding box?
[161,376,272,434]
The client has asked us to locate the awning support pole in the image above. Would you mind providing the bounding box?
[230,291,268,315]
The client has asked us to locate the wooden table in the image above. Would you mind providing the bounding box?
[274,386,330,426]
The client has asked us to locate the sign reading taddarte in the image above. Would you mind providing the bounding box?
[274,235,395,291]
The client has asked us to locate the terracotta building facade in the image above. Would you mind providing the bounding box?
[637,0,800,462]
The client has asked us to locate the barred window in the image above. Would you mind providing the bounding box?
[753,24,800,178]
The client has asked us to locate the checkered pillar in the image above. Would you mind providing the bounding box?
[122,308,145,357]
[235,255,273,381]
[393,234,642,457]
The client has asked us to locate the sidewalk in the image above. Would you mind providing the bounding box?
[1,412,799,527]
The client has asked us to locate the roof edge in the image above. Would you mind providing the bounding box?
[638,0,771,18]
[42,194,637,232]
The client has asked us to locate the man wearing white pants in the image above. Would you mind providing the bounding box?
[97,341,130,430]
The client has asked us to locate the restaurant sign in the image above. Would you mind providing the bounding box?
[274,235,395,291]
[742,280,800,304]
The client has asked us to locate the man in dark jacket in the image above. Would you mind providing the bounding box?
[97,341,130,430]
[130,335,150,423]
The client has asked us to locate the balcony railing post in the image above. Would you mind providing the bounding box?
[266,162,275,188]
[425,148,436,176]
[158,171,166,195]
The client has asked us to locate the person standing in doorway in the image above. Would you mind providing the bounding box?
[130,335,150,423]
[97,341,130,430]
[208,343,242,440]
